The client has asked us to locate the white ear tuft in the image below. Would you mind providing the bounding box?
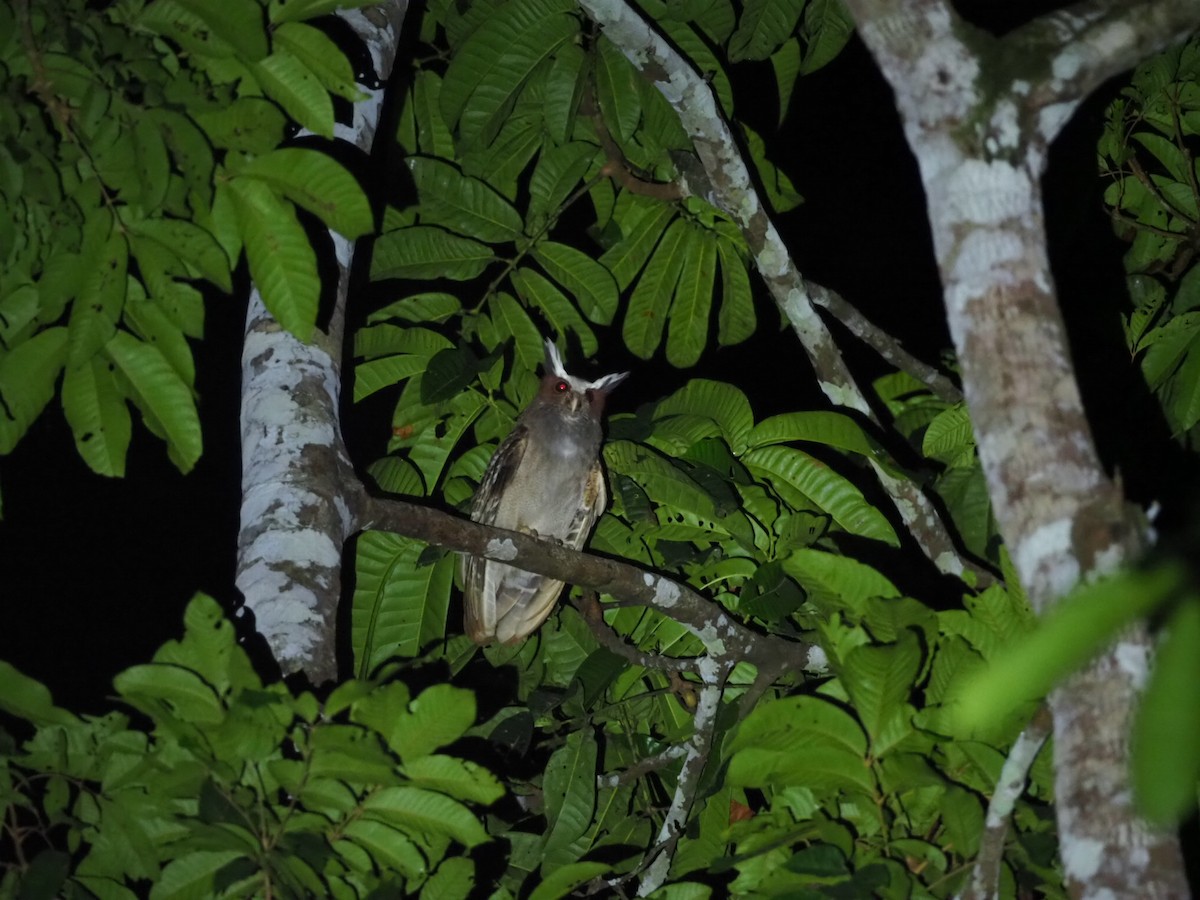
[589,370,629,392]
[544,339,570,379]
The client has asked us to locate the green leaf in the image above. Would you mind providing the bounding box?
[666,224,716,367]
[800,0,855,74]
[1132,597,1200,826]
[268,0,381,24]
[510,266,596,355]
[114,663,224,725]
[273,21,362,102]
[0,661,79,726]
[782,548,899,614]
[490,292,545,372]
[533,241,619,325]
[411,70,456,158]
[599,196,676,290]
[362,786,489,848]
[352,532,455,673]
[770,38,801,127]
[440,0,578,146]
[543,44,588,144]
[126,218,232,293]
[744,446,898,545]
[923,403,975,466]
[542,728,598,872]
[368,292,463,325]
[150,850,244,900]
[952,561,1187,735]
[0,327,68,454]
[716,237,755,346]
[623,218,688,359]
[69,231,128,367]
[191,98,287,154]
[252,50,334,137]
[729,0,805,61]
[240,148,373,239]
[176,0,267,59]
[105,330,202,473]
[62,357,132,477]
[340,820,428,879]
[372,226,494,281]
[656,379,754,454]
[422,857,476,900]
[229,176,319,340]
[404,754,505,804]
[747,410,880,457]
[530,861,610,900]
[407,156,524,242]
[840,633,921,753]
[726,695,874,793]
[595,36,641,142]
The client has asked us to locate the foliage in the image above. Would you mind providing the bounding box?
[346,2,1070,896]
[2,0,1192,896]
[0,0,374,488]
[0,595,500,899]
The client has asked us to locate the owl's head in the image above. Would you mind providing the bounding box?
[537,339,627,417]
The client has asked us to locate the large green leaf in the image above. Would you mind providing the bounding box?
[352,532,455,674]
[229,176,319,340]
[407,156,524,242]
[744,445,897,545]
[666,224,716,367]
[840,633,922,754]
[729,0,804,62]
[595,36,641,143]
[1132,597,1200,826]
[542,728,598,873]
[372,226,493,281]
[656,379,755,454]
[716,237,755,346]
[361,786,489,848]
[273,21,362,102]
[240,148,373,239]
[782,548,899,614]
[510,266,596,355]
[726,695,874,794]
[105,330,202,473]
[62,357,132,477]
[440,0,578,146]
[623,218,688,359]
[599,196,676,290]
[0,327,68,454]
[533,241,619,326]
[952,561,1186,735]
[251,50,334,137]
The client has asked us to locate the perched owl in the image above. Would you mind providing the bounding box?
[461,339,627,644]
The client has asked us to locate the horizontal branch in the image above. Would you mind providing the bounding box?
[357,493,827,675]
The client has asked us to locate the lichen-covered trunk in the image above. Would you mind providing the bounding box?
[845,1,1195,894]
[926,150,1182,900]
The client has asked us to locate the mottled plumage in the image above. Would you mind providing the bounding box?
[462,340,627,644]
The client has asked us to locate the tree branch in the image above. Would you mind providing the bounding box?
[957,706,1052,900]
[356,491,826,676]
[843,0,1196,895]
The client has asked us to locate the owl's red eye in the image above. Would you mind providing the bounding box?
[555,380,570,392]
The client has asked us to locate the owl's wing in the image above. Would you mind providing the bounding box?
[488,461,608,644]
[462,426,529,644]
[565,460,607,549]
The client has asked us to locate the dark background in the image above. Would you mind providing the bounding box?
[0,2,1191,717]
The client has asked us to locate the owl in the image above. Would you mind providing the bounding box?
[461,339,627,644]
